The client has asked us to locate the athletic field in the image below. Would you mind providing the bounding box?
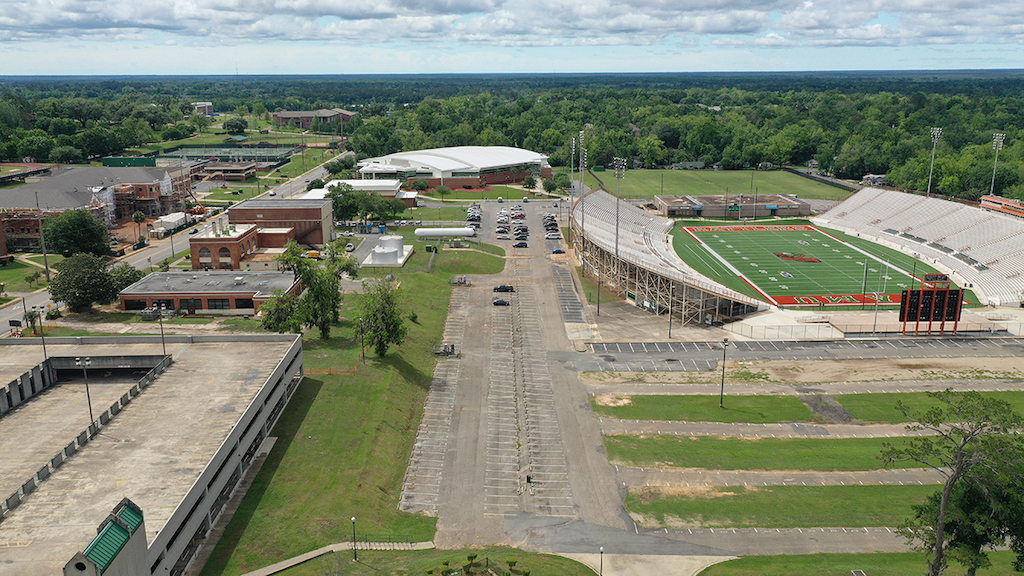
[672,223,970,308]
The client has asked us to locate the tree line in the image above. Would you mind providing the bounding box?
[3,73,1024,200]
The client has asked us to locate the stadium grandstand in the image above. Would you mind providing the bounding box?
[357,146,552,188]
[813,188,1024,307]
[571,188,764,325]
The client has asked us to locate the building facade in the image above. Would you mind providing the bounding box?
[227,198,333,246]
[119,270,301,313]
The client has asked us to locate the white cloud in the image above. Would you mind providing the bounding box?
[0,0,1023,72]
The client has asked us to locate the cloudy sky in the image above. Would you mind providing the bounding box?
[1,0,1022,75]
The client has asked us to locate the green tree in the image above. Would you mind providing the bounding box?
[132,210,147,242]
[47,253,117,311]
[259,290,305,333]
[223,116,248,135]
[523,175,537,190]
[109,262,145,292]
[24,307,40,334]
[306,178,325,191]
[188,111,211,134]
[360,277,407,357]
[882,390,1024,576]
[435,185,452,200]
[43,209,109,256]
[49,145,84,163]
[24,271,41,288]
[409,179,429,191]
[274,242,341,339]
[252,102,268,121]
[542,179,557,194]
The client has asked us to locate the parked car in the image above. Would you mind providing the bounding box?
[545,233,563,240]
[492,298,510,306]
[552,249,566,254]
[512,241,528,248]
[515,234,528,241]
[341,231,355,237]
[493,284,515,292]
[345,243,355,252]
[496,235,511,240]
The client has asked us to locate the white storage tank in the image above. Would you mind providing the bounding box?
[379,234,405,251]
[370,246,400,265]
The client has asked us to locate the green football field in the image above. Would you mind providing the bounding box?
[672,223,972,308]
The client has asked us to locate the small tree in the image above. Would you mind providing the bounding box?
[882,390,1024,576]
[259,290,305,333]
[306,178,325,191]
[132,210,147,242]
[24,308,40,334]
[543,179,557,194]
[223,116,248,135]
[410,179,429,191]
[25,271,41,288]
[523,175,536,190]
[47,253,117,311]
[110,262,145,292]
[435,185,452,200]
[360,277,408,357]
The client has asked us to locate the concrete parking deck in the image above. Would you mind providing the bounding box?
[0,337,297,576]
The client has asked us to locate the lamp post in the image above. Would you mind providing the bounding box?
[32,305,48,361]
[719,338,729,408]
[358,318,365,361]
[158,304,167,357]
[570,136,576,195]
[990,133,1006,196]
[351,516,357,561]
[926,127,942,196]
[599,547,604,576]
[76,357,94,434]
[578,130,585,197]
[579,147,587,271]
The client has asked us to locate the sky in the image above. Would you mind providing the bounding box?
[1,0,1023,75]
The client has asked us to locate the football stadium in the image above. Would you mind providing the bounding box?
[571,184,1024,332]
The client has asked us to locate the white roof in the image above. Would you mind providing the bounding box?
[358,146,549,174]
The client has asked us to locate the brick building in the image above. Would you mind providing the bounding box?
[119,270,301,313]
[227,198,333,246]
[271,109,355,130]
[189,221,295,271]
[0,224,11,264]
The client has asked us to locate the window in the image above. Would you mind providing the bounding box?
[207,299,230,310]
[124,299,147,310]
[234,298,254,309]
[180,298,202,310]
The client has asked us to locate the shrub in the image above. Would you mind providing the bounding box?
[467,553,478,563]
[506,557,517,567]
[45,308,62,320]
[409,311,418,323]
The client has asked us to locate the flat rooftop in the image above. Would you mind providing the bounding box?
[193,222,256,239]
[0,336,299,575]
[120,270,297,297]
[231,198,330,209]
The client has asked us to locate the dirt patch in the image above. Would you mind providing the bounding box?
[630,485,759,502]
[594,394,632,407]
[800,394,854,423]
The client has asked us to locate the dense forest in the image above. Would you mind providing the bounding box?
[1,72,1023,200]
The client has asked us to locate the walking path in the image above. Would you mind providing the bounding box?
[240,540,435,576]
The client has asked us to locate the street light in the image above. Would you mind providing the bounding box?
[599,547,604,576]
[926,127,942,196]
[351,516,357,561]
[719,338,729,408]
[76,357,95,435]
[158,304,167,357]
[32,305,48,361]
[990,133,1006,196]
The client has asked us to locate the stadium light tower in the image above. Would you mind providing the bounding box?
[580,148,588,265]
[990,133,1006,196]
[613,157,626,271]
[926,127,942,196]
[570,137,576,195]
[578,129,586,196]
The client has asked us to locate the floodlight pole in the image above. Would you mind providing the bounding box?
[926,127,942,196]
[990,133,1005,196]
[599,547,604,576]
[580,148,588,271]
[719,338,729,408]
[614,157,626,279]
[351,516,357,561]
[578,130,585,197]
[570,137,576,195]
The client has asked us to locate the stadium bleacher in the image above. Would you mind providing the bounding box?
[813,188,1024,306]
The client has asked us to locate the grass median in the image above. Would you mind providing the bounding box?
[627,484,936,528]
[841,391,1024,424]
[699,551,1023,576]
[592,394,811,423]
[200,247,504,575]
[604,435,919,471]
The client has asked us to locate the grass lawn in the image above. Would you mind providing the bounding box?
[217,317,263,332]
[200,240,504,576]
[0,296,13,308]
[273,149,337,179]
[592,395,811,423]
[0,259,50,292]
[272,547,597,576]
[699,551,1023,576]
[576,266,624,304]
[23,253,65,267]
[585,169,852,202]
[391,205,475,222]
[32,327,130,337]
[840,391,1024,424]
[604,435,918,471]
[426,185,544,201]
[626,484,936,528]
